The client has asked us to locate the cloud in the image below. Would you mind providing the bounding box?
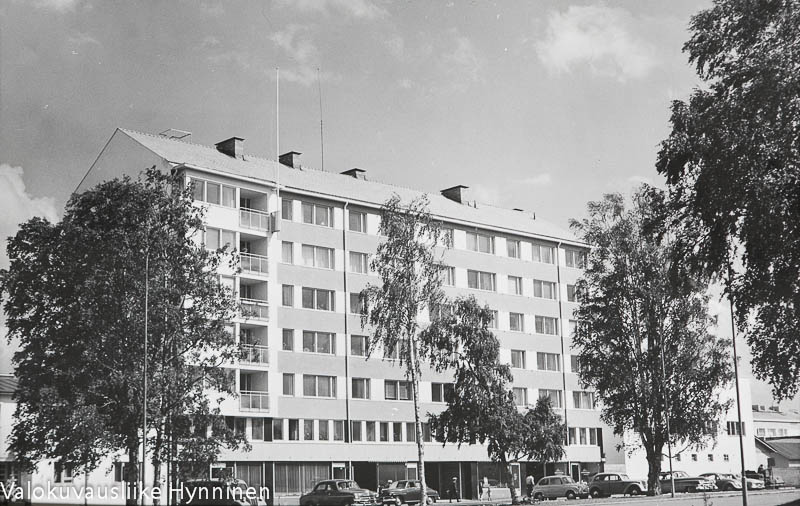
[521,173,553,186]
[535,5,657,82]
[443,32,484,87]
[276,0,387,20]
[31,0,80,11]
[270,25,336,87]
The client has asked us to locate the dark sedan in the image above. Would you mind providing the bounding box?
[300,480,379,506]
[659,471,717,493]
[587,473,646,497]
[379,480,439,505]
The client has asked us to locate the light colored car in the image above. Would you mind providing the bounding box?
[532,475,589,500]
[700,473,764,491]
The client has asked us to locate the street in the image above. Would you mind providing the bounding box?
[436,490,800,506]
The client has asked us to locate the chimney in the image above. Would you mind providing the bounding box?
[279,151,302,169]
[341,168,366,180]
[215,137,244,158]
[441,185,469,204]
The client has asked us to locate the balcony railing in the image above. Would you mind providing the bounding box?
[240,390,269,412]
[241,344,269,365]
[240,298,269,320]
[240,253,269,275]
[240,208,271,232]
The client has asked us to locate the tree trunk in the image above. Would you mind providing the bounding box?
[409,336,428,506]
[152,459,162,506]
[645,446,662,496]
[126,445,140,506]
[500,457,519,504]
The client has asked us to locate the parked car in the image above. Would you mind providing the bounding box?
[744,470,785,488]
[181,479,266,506]
[659,471,717,493]
[531,475,589,500]
[379,480,439,505]
[701,473,764,491]
[300,480,379,506]
[587,473,646,497]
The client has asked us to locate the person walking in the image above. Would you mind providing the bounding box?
[525,474,535,500]
[448,477,460,503]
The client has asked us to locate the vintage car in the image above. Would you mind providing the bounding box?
[379,480,439,505]
[180,479,267,506]
[700,473,764,491]
[744,470,784,488]
[587,473,647,497]
[299,480,379,506]
[659,471,717,493]
[531,475,589,500]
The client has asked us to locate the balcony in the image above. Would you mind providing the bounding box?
[240,390,270,412]
[240,208,271,232]
[240,252,269,276]
[241,344,269,366]
[240,298,269,321]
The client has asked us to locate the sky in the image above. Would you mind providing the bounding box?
[0,0,795,408]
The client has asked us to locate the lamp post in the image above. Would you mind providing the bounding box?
[659,339,675,498]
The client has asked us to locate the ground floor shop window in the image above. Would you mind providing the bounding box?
[274,463,330,495]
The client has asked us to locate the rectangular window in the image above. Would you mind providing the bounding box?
[507,239,521,258]
[351,421,362,442]
[351,335,367,357]
[302,375,337,398]
[301,202,333,227]
[366,421,376,441]
[281,198,293,221]
[568,428,577,445]
[708,454,714,462]
[431,383,455,403]
[422,423,432,442]
[533,280,557,300]
[288,419,299,441]
[251,418,264,441]
[467,270,496,291]
[512,387,528,406]
[570,355,581,374]
[205,227,235,251]
[535,315,559,335]
[580,428,587,445]
[726,421,745,436]
[281,241,293,264]
[565,249,587,268]
[349,211,367,232]
[466,231,495,254]
[273,419,283,440]
[192,179,236,208]
[333,420,345,441]
[511,350,526,369]
[352,378,370,399]
[539,389,563,408]
[532,243,555,264]
[508,276,523,295]
[393,422,403,442]
[282,329,294,351]
[537,352,561,372]
[440,266,455,286]
[573,391,595,409]
[282,373,295,396]
[301,288,336,311]
[319,420,329,441]
[385,380,412,400]
[590,428,600,446]
[406,422,416,443]
[488,310,498,329]
[567,284,579,302]
[304,420,314,441]
[691,454,698,462]
[380,422,389,442]
[349,252,368,274]
[723,454,729,462]
[301,245,334,269]
[349,293,364,315]
[302,331,335,354]
[509,312,524,332]
[282,285,294,307]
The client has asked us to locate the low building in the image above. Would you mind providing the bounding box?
[754,436,800,487]
[753,405,800,438]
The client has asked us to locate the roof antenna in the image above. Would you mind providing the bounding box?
[317,67,325,172]
[276,67,281,206]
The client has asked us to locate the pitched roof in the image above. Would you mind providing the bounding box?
[756,437,800,460]
[0,375,17,395]
[752,409,800,422]
[118,129,583,246]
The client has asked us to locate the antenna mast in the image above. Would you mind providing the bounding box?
[276,67,280,203]
[318,67,325,172]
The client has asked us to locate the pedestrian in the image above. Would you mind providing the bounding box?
[525,474,534,500]
[481,477,491,501]
[758,464,767,481]
[448,477,460,503]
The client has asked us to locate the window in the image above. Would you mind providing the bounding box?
[351,421,362,442]
[349,210,367,232]
[352,378,370,399]
[301,245,334,269]
[512,387,528,406]
[539,389,563,408]
[431,383,455,403]
[726,421,746,436]
[691,454,698,462]
[507,239,521,258]
[273,419,284,440]
[708,454,714,462]
[283,374,295,396]
[532,243,555,264]
[301,288,336,311]
[282,285,294,307]
[568,428,577,445]
[533,280,557,300]
[304,420,314,440]
[349,252,368,274]
[319,420,329,441]
[509,313,524,332]
[440,228,454,247]
[282,329,294,351]
[288,419,299,441]
[537,352,561,372]
[723,454,730,462]
[251,418,264,441]
[349,293,364,314]
[675,454,681,462]
[366,421,376,441]
[580,428,588,445]
[422,423,432,442]
[567,284,579,302]
[565,249,587,268]
[54,462,74,483]
[281,198,293,220]
[535,316,559,335]
[508,276,523,295]
[573,391,595,409]
[351,335,367,357]
[406,422,416,443]
[488,310,498,329]
[192,179,236,208]
[333,420,345,441]
[511,350,526,369]
[281,241,294,263]
[467,270,496,291]
[205,228,235,250]
[569,320,578,338]
[384,345,399,360]
[302,331,335,354]
[440,266,455,286]
[385,380,411,400]
[301,202,333,227]
[303,375,337,398]
[466,231,495,253]
[570,355,581,374]
[589,427,599,445]
[393,422,403,442]
[380,422,389,442]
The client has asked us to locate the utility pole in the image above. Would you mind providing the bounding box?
[660,340,675,498]
[728,275,748,506]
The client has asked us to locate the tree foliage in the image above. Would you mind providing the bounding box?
[655,0,800,399]
[0,169,247,503]
[570,188,733,494]
[424,296,564,502]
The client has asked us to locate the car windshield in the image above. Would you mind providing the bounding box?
[338,481,360,490]
[562,477,575,484]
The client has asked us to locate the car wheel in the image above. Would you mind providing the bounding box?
[628,486,641,496]
[589,488,602,498]
[565,490,576,500]
[426,497,434,505]
[394,497,403,506]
